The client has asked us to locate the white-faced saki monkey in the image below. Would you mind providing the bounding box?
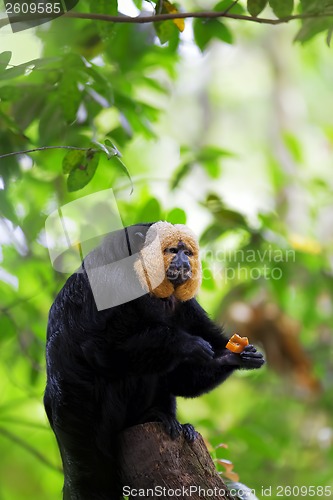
[44,221,265,499]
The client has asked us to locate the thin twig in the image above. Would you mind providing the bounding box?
[0,426,62,473]
[0,145,92,160]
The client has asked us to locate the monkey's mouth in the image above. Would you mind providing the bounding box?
[166,268,192,286]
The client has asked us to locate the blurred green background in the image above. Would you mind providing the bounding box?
[0,1,332,499]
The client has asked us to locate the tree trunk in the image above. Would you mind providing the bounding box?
[118,422,236,500]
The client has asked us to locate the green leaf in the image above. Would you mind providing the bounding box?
[0,61,34,80]
[205,194,248,228]
[138,198,162,223]
[300,0,327,13]
[327,26,333,45]
[0,315,16,342]
[0,51,12,72]
[0,85,21,101]
[58,71,81,123]
[86,65,114,104]
[166,208,187,225]
[62,149,86,174]
[193,19,233,52]
[295,17,333,42]
[89,0,117,15]
[200,223,223,245]
[89,0,118,37]
[247,0,268,17]
[154,20,179,45]
[170,162,194,189]
[0,190,19,225]
[269,0,294,18]
[38,99,66,144]
[214,0,245,14]
[111,156,133,193]
[198,146,234,163]
[282,131,303,163]
[63,150,100,192]
[92,140,118,158]
[12,89,46,130]
[204,160,220,178]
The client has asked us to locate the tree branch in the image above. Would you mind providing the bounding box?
[0,10,333,29]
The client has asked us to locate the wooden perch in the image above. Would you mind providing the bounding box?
[118,422,236,500]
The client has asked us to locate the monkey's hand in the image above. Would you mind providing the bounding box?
[182,336,215,363]
[216,345,265,370]
[239,344,265,369]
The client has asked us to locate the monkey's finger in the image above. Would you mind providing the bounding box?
[240,355,265,367]
[243,344,257,353]
[240,351,264,359]
[194,347,215,362]
[192,339,215,360]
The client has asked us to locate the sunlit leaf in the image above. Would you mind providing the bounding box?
[138,198,162,223]
[166,208,187,224]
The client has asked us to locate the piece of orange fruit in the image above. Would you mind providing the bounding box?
[226,334,249,354]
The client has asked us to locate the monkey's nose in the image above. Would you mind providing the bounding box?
[167,265,192,285]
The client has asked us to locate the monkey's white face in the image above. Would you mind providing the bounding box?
[134,222,202,301]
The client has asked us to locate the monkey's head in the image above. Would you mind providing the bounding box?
[134,221,202,301]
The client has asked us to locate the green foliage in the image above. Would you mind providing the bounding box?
[247,0,268,17]
[193,18,233,51]
[214,0,246,14]
[297,0,333,42]
[1,2,333,498]
[62,150,100,192]
[269,0,294,18]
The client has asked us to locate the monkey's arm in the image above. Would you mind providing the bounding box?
[180,299,230,352]
[81,325,216,376]
[167,345,265,397]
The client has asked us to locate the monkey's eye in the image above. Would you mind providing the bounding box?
[184,250,193,257]
[165,247,178,254]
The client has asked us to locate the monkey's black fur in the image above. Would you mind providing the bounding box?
[44,223,264,499]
